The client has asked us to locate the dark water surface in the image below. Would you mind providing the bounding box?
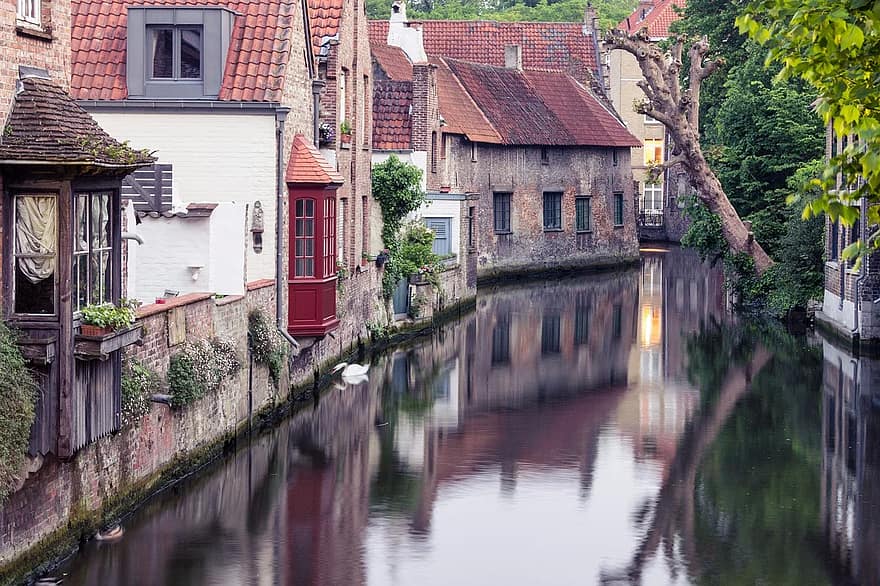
[55,248,880,585]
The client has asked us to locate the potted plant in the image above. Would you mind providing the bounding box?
[339,120,352,144]
[79,300,138,337]
[319,122,335,147]
[375,249,390,268]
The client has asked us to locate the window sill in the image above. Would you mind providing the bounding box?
[16,22,53,41]
[576,230,593,234]
[340,141,351,150]
[543,228,563,233]
[494,230,512,235]
[613,224,625,228]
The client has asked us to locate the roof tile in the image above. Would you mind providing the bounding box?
[372,80,413,150]
[71,0,298,102]
[286,134,344,184]
[617,0,684,39]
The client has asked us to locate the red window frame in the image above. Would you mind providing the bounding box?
[294,198,316,278]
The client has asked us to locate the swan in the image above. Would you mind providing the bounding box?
[332,362,369,378]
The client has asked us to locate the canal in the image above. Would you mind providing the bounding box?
[53,248,879,585]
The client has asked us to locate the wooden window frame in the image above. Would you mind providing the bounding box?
[9,190,59,319]
[493,192,511,234]
[575,196,591,233]
[17,0,41,25]
[613,192,625,227]
[543,191,562,231]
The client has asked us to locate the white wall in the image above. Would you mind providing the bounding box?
[372,150,428,192]
[89,111,277,284]
[418,198,461,255]
[126,203,247,303]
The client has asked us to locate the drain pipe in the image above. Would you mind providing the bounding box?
[275,108,301,356]
[852,195,868,336]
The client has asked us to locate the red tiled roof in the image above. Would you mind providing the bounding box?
[372,44,413,81]
[443,58,640,147]
[373,80,413,150]
[433,58,502,144]
[618,0,685,39]
[286,134,344,184]
[71,0,297,102]
[369,20,597,77]
[308,0,342,55]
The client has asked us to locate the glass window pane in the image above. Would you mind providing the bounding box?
[100,251,111,303]
[180,29,201,79]
[76,194,88,252]
[151,29,174,79]
[304,219,314,237]
[304,259,314,276]
[305,199,314,217]
[74,255,88,310]
[296,219,304,237]
[91,193,110,249]
[296,199,304,217]
[14,195,57,315]
[305,239,314,257]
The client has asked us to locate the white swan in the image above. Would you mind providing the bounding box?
[332,362,369,378]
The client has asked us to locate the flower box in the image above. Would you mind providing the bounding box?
[75,325,143,361]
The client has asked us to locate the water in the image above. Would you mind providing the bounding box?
[54,248,880,585]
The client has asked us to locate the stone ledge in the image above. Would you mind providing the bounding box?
[136,293,214,319]
[247,279,275,292]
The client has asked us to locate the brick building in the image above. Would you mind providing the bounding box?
[373,6,640,281]
[817,127,880,348]
[309,0,386,335]
[0,0,153,458]
[607,0,691,242]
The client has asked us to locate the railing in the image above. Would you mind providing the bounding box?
[639,210,665,227]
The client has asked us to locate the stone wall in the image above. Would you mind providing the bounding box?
[446,138,639,279]
[0,282,281,577]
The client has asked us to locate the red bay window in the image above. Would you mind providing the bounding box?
[286,135,343,337]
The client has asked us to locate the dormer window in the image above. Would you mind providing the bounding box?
[17,0,41,25]
[127,7,233,99]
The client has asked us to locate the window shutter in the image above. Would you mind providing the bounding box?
[425,218,451,255]
[122,164,173,213]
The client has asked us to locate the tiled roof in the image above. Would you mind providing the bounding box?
[618,0,684,39]
[433,57,502,144]
[308,0,342,55]
[369,20,598,77]
[442,58,640,147]
[286,134,344,184]
[71,0,297,102]
[373,80,413,150]
[0,75,154,167]
[372,44,413,81]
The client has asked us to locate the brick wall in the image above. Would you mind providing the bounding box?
[0,282,280,569]
[448,138,640,279]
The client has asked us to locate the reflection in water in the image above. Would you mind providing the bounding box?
[56,248,880,586]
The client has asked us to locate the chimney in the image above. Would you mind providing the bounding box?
[411,63,438,152]
[504,45,522,70]
[387,0,428,63]
[583,2,597,29]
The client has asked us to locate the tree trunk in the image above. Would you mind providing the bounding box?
[606,30,775,274]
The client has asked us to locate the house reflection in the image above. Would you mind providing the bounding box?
[821,339,880,585]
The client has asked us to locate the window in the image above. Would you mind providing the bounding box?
[467,206,475,249]
[294,199,316,277]
[338,198,347,263]
[541,314,561,355]
[644,113,660,125]
[830,220,839,261]
[13,193,57,316]
[431,131,438,173]
[149,27,202,80]
[494,192,511,233]
[361,196,369,257]
[541,148,550,165]
[543,192,562,231]
[424,218,451,255]
[127,8,234,99]
[642,183,663,212]
[470,141,477,162]
[339,69,347,126]
[492,315,510,365]
[613,192,625,226]
[17,0,40,24]
[644,138,664,165]
[73,192,113,313]
[323,198,337,277]
[575,303,590,346]
[612,149,619,167]
[575,196,591,232]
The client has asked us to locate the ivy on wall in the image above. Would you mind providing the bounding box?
[0,321,37,504]
[167,338,241,408]
[248,309,286,387]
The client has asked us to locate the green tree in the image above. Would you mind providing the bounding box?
[371,155,425,251]
[738,0,880,264]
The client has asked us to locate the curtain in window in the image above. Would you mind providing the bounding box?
[15,196,57,283]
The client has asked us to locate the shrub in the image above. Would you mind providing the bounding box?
[121,359,159,426]
[0,322,37,504]
[167,338,241,408]
[248,309,287,386]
